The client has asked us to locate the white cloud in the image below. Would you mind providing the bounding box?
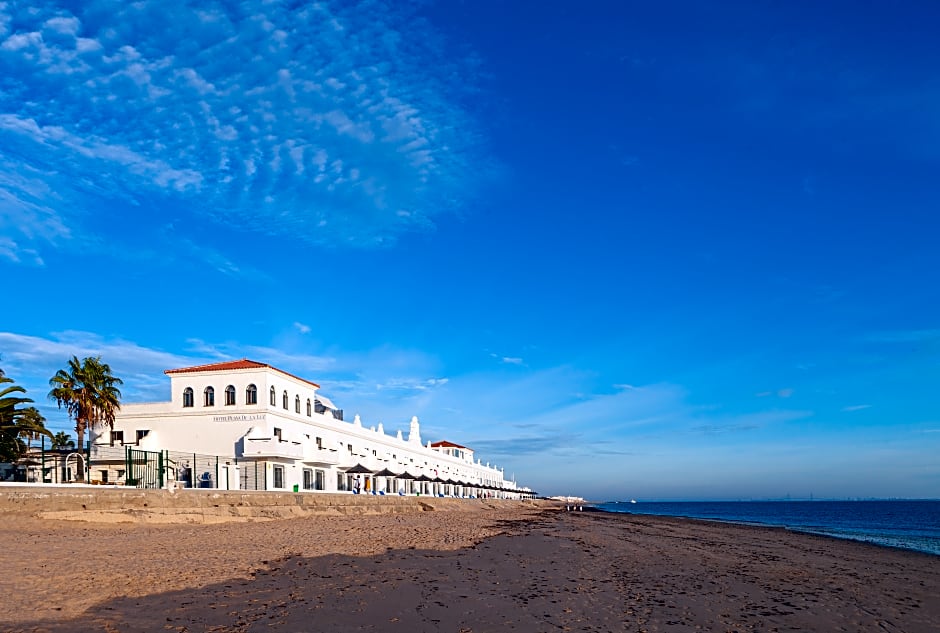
[0,330,190,374]
[44,16,80,35]
[0,0,492,259]
[293,322,311,334]
[0,330,195,412]
[756,389,794,398]
[0,6,10,39]
[866,329,940,343]
[375,377,450,392]
[0,237,44,266]
[842,404,872,412]
[173,236,268,280]
[489,352,525,366]
[0,154,73,252]
[0,114,204,191]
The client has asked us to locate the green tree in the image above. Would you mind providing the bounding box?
[0,371,34,462]
[48,356,123,480]
[17,407,52,451]
[51,431,76,450]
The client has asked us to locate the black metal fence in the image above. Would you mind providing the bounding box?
[238,460,268,490]
[125,448,164,489]
[165,450,220,489]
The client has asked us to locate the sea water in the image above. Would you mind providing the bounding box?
[592,500,940,556]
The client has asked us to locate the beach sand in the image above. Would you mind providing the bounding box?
[4,507,938,632]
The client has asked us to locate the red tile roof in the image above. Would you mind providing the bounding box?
[430,440,470,450]
[165,359,321,388]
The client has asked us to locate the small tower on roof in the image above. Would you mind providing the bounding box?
[408,415,421,445]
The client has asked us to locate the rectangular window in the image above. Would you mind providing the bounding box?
[273,465,284,489]
[316,437,323,449]
[100,470,108,483]
[274,428,282,441]
[315,469,325,490]
[303,468,313,490]
[135,430,149,444]
[111,430,124,446]
[348,444,353,454]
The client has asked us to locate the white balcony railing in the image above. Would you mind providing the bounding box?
[242,438,304,459]
[303,447,340,466]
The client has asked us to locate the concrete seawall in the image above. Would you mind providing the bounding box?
[0,485,551,523]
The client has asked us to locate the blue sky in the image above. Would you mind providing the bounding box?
[1,0,938,501]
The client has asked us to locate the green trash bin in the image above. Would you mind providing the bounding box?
[292,484,299,492]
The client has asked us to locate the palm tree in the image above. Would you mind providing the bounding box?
[48,356,123,480]
[1,373,34,462]
[51,431,76,450]
[1,375,32,423]
[17,407,52,450]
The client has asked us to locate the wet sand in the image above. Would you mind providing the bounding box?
[4,508,938,632]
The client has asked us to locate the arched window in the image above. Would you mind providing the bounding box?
[306,398,312,416]
[246,384,257,405]
[204,386,215,407]
[270,386,276,406]
[282,390,288,409]
[182,387,194,408]
[225,385,236,406]
[295,395,301,414]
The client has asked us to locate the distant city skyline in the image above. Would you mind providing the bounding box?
[1,1,938,500]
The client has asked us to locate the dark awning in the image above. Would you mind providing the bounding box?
[396,471,417,479]
[373,467,399,477]
[344,463,375,474]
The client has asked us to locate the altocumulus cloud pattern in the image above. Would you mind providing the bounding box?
[0,0,486,258]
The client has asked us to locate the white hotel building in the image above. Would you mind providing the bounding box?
[91,360,532,498]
